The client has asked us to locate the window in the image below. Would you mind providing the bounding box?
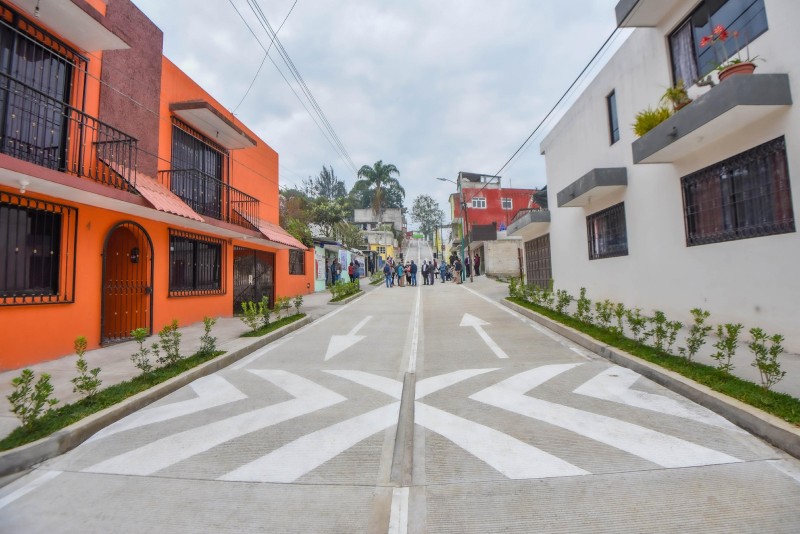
[587,203,628,260]
[376,246,386,254]
[170,119,229,219]
[669,0,767,85]
[607,91,620,144]
[524,234,552,289]
[682,136,794,247]
[1,192,77,305]
[472,197,486,209]
[169,229,226,296]
[501,198,513,210]
[289,249,305,275]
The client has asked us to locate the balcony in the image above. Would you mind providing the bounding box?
[557,168,627,208]
[0,72,138,193]
[633,74,792,164]
[615,0,680,27]
[159,169,259,230]
[507,209,550,241]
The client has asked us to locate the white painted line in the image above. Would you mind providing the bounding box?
[460,285,594,361]
[387,487,409,534]
[471,365,741,469]
[84,370,346,476]
[573,366,745,433]
[415,368,498,400]
[408,286,421,373]
[0,470,62,510]
[220,402,400,483]
[87,375,247,442]
[231,337,292,370]
[324,316,372,361]
[460,313,509,359]
[325,370,403,400]
[415,403,588,479]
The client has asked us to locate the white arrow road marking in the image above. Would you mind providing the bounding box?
[573,366,745,433]
[0,470,62,511]
[83,370,346,476]
[460,313,509,359]
[325,316,372,361]
[415,403,588,479]
[87,375,247,443]
[471,365,741,468]
[219,402,401,483]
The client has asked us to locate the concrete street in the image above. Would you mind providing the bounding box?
[2,239,800,532]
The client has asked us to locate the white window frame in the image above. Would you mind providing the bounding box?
[471,197,486,209]
[501,198,513,210]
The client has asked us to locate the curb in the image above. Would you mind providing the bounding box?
[0,316,312,478]
[502,299,800,460]
[328,290,365,306]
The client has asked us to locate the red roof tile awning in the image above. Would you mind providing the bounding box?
[133,173,204,222]
[252,217,308,250]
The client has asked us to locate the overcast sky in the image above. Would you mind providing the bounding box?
[133,0,626,223]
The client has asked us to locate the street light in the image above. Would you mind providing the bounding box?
[436,176,472,283]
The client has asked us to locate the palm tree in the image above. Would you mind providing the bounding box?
[355,160,404,222]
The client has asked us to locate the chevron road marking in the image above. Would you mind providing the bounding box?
[87,375,247,443]
[0,470,62,511]
[460,313,509,359]
[84,370,346,476]
[471,364,741,468]
[573,366,745,433]
[325,316,372,361]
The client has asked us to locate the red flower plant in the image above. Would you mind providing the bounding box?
[700,24,759,72]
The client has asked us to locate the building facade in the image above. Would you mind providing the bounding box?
[511,0,800,350]
[0,0,312,369]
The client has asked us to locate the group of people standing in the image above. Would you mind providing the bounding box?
[382,252,481,288]
[327,258,361,285]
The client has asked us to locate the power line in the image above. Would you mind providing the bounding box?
[232,0,299,113]
[245,0,358,175]
[227,0,355,176]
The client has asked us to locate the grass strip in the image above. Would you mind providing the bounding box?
[0,349,226,451]
[507,297,800,426]
[329,290,363,303]
[241,313,305,337]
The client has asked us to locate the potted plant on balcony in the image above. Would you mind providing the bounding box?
[632,106,672,137]
[661,80,692,112]
[700,25,762,82]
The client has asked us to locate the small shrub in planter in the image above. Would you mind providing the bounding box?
[131,327,154,374]
[679,308,712,362]
[749,328,786,390]
[198,317,217,357]
[71,336,102,398]
[712,323,743,373]
[633,106,672,137]
[554,289,572,315]
[157,320,182,366]
[7,369,58,428]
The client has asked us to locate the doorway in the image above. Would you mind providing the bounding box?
[233,246,275,314]
[101,221,153,344]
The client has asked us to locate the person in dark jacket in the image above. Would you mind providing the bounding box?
[410,260,418,286]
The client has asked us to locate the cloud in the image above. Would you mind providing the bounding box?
[133,0,621,220]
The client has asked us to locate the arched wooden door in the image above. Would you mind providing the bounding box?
[101,221,153,344]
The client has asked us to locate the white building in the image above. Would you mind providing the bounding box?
[510,0,800,351]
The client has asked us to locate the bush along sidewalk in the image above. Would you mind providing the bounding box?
[2,318,223,451]
[506,278,800,425]
[329,279,361,302]
[239,294,306,337]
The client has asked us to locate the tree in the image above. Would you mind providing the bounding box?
[302,165,346,201]
[279,188,313,247]
[411,194,444,242]
[353,160,405,220]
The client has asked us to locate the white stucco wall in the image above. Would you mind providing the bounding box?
[538,0,800,351]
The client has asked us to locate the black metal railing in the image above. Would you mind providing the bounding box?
[159,169,260,229]
[0,72,138,192]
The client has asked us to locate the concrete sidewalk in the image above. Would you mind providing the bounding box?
[0,282,379,441]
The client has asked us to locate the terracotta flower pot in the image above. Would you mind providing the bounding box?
[718,61,756,81]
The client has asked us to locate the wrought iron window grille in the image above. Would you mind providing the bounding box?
[586,202,628,260]
[168,228,227,297]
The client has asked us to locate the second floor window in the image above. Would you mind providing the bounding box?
[682,136,794,247]
[587,203,628,260]
[472,197,486,209]
[607,91,620,144]
[669,0,767,85]
[501,198,513,210]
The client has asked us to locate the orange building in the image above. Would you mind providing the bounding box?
[0,0,312,370]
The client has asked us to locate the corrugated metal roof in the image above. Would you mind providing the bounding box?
[254,218,307,250]
[134,173,204,222]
